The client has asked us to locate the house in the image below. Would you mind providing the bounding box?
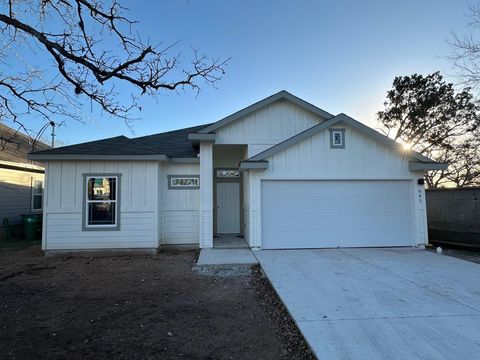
[29,91,447,252]
[0,124,49,238]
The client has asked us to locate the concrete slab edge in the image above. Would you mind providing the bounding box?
[253,254,317,358]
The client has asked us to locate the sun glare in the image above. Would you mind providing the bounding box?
[402,142,413,151]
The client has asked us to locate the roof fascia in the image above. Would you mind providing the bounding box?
[409,161,448,171]
[239,160,269,171]
[169,157,200,163]
[0,162,45,174]
[28,154,168,161]
[187,133,216,144]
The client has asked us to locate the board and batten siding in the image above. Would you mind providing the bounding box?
[215,100,327,157]
[0,168,44,225]
[246,123,428,249]
[44,160,158,250]
[159,162,200,245]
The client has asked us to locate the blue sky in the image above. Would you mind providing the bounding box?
[22,0,476,144]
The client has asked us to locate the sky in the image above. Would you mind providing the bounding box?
[7,0,476,145]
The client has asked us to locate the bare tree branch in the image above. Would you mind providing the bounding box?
[0,0,229,148]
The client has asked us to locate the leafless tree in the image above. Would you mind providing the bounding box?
[449,2,480,90]
[0,0,229,149]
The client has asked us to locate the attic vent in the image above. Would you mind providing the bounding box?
[329,128,345,149]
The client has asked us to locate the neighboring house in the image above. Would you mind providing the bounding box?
[0,124,50,237]
[426,187,480,248]
[29,91,447,252]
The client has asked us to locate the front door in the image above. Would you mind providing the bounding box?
[216,182,240,234]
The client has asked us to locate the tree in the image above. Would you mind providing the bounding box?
[377,72,480,188]
[0,0,229,149]
[449,2,480,90]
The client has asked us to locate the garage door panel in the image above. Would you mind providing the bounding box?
[263,213,411,232]
[261,180,413,249]
[263,180,410,196]
[264,198,410,215]
[262,229,411,249]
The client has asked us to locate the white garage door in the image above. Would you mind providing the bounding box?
[261,180,413,249]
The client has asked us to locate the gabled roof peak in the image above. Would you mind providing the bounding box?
[247,112,443,166]
[197,90,334,134]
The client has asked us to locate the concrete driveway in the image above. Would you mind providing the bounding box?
[255,248,480,360]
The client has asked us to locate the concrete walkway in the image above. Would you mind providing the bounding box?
[255,248,480,360]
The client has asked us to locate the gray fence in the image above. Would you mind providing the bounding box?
[426,188,480,247]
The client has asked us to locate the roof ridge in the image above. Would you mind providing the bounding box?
[133,123,211,141]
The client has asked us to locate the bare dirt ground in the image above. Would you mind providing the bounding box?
[0,243,314,360]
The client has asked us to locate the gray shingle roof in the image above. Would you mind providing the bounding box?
[29,124,209,158]
[0,123,50,164]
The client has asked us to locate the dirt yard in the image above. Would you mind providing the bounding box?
[0,243,314,360]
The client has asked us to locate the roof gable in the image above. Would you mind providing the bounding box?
[197,90,334,134]
[246,113,444,165]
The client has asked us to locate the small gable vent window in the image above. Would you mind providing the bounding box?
[329,128,345,149]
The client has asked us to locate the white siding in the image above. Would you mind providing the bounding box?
[246,123,427,249]
[44,160,158,250]
[0,168,44,225]
[215,100,326,157]
[264,125,410,179]
[159,162,200,245]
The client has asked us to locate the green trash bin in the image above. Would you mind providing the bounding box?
[21,214,42,241]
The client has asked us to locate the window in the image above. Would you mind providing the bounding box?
[31,179,43,211]
[216,169,240,178]
[168,175,200,189]
[84,175,120,230]
[329,128,345,149]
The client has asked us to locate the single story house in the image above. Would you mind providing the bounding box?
[29,91,447,252]
[0,124,49,238]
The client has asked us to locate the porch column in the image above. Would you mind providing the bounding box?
[199,142,213,248]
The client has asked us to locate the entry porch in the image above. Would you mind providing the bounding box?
[199,143,251,249]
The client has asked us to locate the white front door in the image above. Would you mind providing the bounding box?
[217,182,240,234]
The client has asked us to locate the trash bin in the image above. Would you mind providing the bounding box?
[21,214,42,241]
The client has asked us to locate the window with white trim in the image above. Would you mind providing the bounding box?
[85,176,118,228]
[31,179,43,211]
